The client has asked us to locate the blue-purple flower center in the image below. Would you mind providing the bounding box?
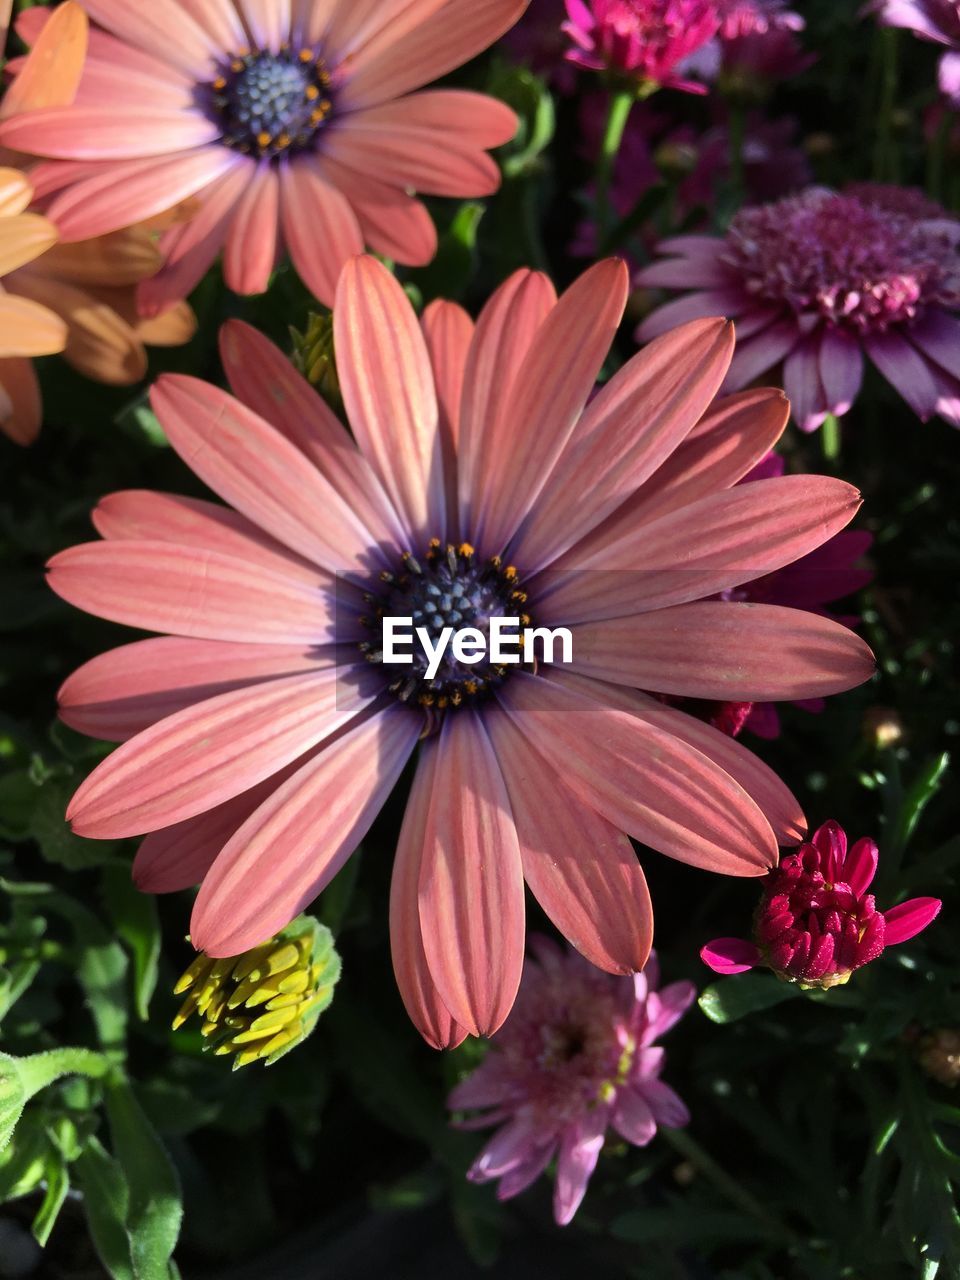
[209,49,334,159]
[358,541,533,713]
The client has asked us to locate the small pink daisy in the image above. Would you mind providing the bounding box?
[449,939,694,1225]
[562,0,720,93]
[702,820,942,987]
[49,256,874,1045]
[0,0,526,309]
[637,185,960,431]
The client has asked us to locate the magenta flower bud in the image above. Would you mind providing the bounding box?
[562,0,721,93]
[702,820,942,990]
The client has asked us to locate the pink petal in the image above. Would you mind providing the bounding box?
[469,1115,541,1179]
[552,671,805,845]
[191,705,420,956]
[864,330,940,421]
[567,389,789,556]
[484,702,654,974]
[819,327,864,419]
[473,259,629,554]
[237,0,290,50]
[457,268,556,534]
[567,602,877,701]
[511,317,735,571]
[334,255,443,542]
[390,741,469,1050]
[612,1088,657,1147]
[500,673,779,876]
[643,980,697,1042]
[342,90,518,149]
[337,0,528,110]
[842,836,879,897]
[783,332,829,433]
[418,710,525,1038]
[92,490,323,584]
[553,1109,607,1226]
[151,375,378,576]
[279,157,364,308]
[217,320,408,555]
[322,113,501,198]
[883,897,942,946]
[422,299,474,535]
[58,637,332,742]
[77,0,218,76]
[700,936,762,974]
[46,148,241,243]
[67,665,382,839]
[723,318,799,390]
[223,163,279,296]
[316,154,437,265]
[0,105,220,160]
[179,0,247,48]
[46,540,338,644]
[638,257,733,290]
[137,163,252,315]
[325,0,447,65]
[495,1145,556,1201]
[536,474,862,621]
[635,291,748,342]
[639,1080,690,1128]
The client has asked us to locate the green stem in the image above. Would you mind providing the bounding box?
[17,1047,112,1100]
[660,1127,799,1245]
[821,413,841,463]
[873,29,899,181]
[596,89,635,239]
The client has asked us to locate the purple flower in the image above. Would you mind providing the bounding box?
[562,0,721,93]
[870,1,960,105]
[449,939,694,1225]
[702,820,942,988]
[637,185,960,431]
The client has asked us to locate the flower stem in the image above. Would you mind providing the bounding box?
[596,89,635,238]
[661,1127,798,1244]
[821,413,841,463]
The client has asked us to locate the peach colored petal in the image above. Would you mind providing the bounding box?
[131,299,197,347]
[316,154,438,265]
[0,1,88,118]
[567,603,877,701]
[27,229,161,287]
[223,162,279,295]
[66,663,382,839]
[0,104,221,161]
[0,212,58,275]
[59,636,334,742]
[0,293,67,358]
[484,702,654,975]
[0,168,34,215]
[191,704,420,956]
[278,157,363,308]
[419,709,525,1038]
[500,672,778,876]
[458,268,556,533]
[390,740,469,1050]
[422,298,474,535]
[78,0,219,79]
[334,255,442,543]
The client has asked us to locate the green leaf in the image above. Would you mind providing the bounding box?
[104,1077,183,1280]
[31,1154,69,1246]
[698,974,804,1024]
[31,775,118,870]
[896,753,950,853]
[74,1137,134,1280]
[486,63,556,178]
[102,866,161,1021]
[0,1048,109,1152]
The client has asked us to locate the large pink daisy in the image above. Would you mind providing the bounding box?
[0,0,525,310]
[49,255,874,1046]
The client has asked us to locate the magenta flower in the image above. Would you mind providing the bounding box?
[637,185,960,432]
[702,820,942,987]
[449,939,694,1225]
[870,1,960,104]
[0,0,526,309]
[715,0,803,37]
[562,0,720,93]
[48,256,875,1046]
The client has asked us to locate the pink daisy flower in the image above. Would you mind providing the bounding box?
[636,185,960,431]
[870,0,960,104]
[449,939,694,1225]
[49,255,874,1045]
[702,820,942,987]
[0,0,526,310]
[562,0,720,93]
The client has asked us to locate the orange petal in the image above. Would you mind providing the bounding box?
[26,229,161,287]
[0,212,58,275]
[0,168,33,216]
[0,356,42,445]
[1,1,89,119]
[0,293,66,357]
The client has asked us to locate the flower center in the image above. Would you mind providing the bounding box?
[208,48,333,159]
[725,189,960,334]
[358,540,532,712]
